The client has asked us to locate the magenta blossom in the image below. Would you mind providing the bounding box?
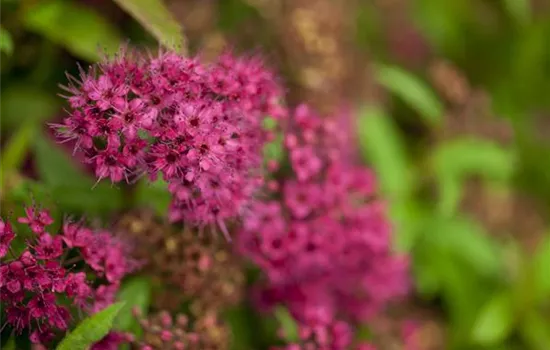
[53,47,286,230]
[0,205,139,346]
[272,320,378,350]
[0,219,15,257]
[239,105,409,348]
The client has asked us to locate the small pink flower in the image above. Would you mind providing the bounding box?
[0,261,24,293]
[6,305,29,333]
[91,332,131,350]
[30,327,55,345]
[34,234,63,260]
[62,221,92,248]
[28,293,57,319]
[18,207,53,234]
[88,74,127,111]
[0,219,15,257]
[290,147,322,182]
[94,149,127,183]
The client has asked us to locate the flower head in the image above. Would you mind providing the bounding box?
[239,105,409,346]
[0,205,139,346]
[54,47,286,230]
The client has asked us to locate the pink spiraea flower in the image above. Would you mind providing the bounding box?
[53,47,286,230]
[0,205,139,346]
[0,219,15,257]
[91,331,134,350]
[273,320,378,350]
[239,104,409,349]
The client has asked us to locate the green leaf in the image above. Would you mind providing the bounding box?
[0,85,59,130]
[374,64,443,125]
[115,276,152,335]
[432,138,516,215]
[263,133,283,164]
[224,306,254,350]
[262,116,278,130]
[471,292,515,345]
[532,234,550,302]
[23,0,121,61]
[0,26,13,55]
[261,117,284,164]
[50,184,123,216]
[274,306,299,342]
[135,178,170,216]
[357,106,413,199]
[412,0,469,55]
[0,122,36,177]
[428,216,502,278]
[520,311,550,350]
[34,133,89,188]
[33,133,123,215]
[112,0,186,53]
[389,198,426,252]
[503,0,531,27]
[56,302,125,350]
[2,336,16,350]
[356,324,373,341]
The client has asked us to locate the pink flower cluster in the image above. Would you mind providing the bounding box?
[275,320,377,350]
[54,48,285,229]
[0,206,138,345]
[238,105,409,349]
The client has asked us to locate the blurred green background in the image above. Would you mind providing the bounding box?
[1,0,550,349]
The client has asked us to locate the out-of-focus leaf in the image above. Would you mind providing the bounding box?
[428,216,501,278]
[225,306,254,350]
[503,0,531,26]
[264,133,283,164]
[115,276,152,336]
[432,138,516,215]
[274,306,299,342]
[262,116,278,130]
[413,258,441,296]
[261,117,283,163]
[56,302,125,350]
[50,184,123,216]
[390,198,426,252]
[0,122,36,177]
[520,311,550,350]
[218,0,258,33]
[0,26,13,55]
[0,85,59,130]
[34,133,89,188]
[356,324,373,341]
[355,3,383,51]
[471,292,514,345]
[112,0,186,53]
[358,106,413,199]
[433,138,515,180]
[6,178,55,210]
[413,0,469,55]
[432,251,489,346]
[437,176,462,216]
[2,336,16,350]
[23,0,121,61]
[532,234,550,302]
[33,133,123,215]
[135,178,170,216]
[374,64,443,125]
